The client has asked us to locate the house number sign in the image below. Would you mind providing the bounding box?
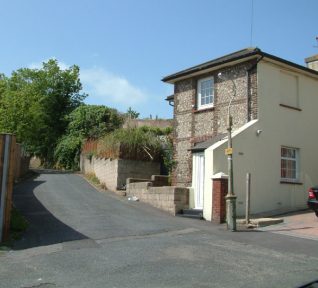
[225,148,233,155]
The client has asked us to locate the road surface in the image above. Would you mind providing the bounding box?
[1,171,318,288]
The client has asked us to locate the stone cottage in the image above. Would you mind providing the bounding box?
[162,47,318,220]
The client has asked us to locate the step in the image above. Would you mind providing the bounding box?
[179,209,203,220]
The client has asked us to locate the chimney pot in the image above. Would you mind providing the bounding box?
[305,54,318,71]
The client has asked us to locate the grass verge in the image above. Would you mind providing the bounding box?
[0,207,28,250]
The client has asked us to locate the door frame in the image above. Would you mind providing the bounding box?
[192,152,204,209]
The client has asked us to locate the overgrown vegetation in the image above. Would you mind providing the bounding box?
[97,126,170,161]
[125,107,140,119]
[81,126,175,176]
[85,172,100,185]
[54,134,83,170]
[0,60,174,173]
[1,207,28,248]
[10,207,28,241]
[162,139,177,176]
[54,104,123,170]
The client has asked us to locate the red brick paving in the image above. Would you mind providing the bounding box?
[259,210,318,241]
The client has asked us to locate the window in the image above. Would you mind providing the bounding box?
[197,77,214,109]
[279,71,299,109]
[281,146,299,181]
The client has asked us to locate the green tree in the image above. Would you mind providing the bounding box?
[54,104,123,169]
[54,134,83,170]
[67,104,123,139]
[0,59,86,166]
[126,107,140,119]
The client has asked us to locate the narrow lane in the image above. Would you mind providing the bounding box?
[1,170,318,288]
[12,170,189,249]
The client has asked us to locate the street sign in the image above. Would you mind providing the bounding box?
[225,148,233,155]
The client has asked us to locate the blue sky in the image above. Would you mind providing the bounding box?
[1,0,317,119]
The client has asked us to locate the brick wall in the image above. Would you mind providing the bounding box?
[126,182,189,215]
[80,155,160,191]
[172,60,258,187]
[212,178,228,223]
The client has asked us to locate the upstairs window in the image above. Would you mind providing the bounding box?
[197,77,214,109]
[281,146,299,182]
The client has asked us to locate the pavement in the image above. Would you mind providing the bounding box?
[257,209,318,241]
[1,170,318,288]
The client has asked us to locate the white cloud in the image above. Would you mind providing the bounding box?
[29,59,69,70]
[29,60,147,107]
[80,67,147,106]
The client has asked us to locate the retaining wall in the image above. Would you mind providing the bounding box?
[80,155,160,191]
[126,182,189,215]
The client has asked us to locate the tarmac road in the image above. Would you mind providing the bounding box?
[1,170,318,288]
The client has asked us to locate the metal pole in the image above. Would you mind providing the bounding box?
[225,114,237,231]
[218,73,237,231]
[0,135,10,242]
[245,173,251,225]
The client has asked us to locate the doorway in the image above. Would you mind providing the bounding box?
[192,153,204,209]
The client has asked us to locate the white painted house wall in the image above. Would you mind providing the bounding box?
[203,60,318,220]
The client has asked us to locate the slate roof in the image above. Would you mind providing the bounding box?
[191,133,227,152]
[162,47,318,83]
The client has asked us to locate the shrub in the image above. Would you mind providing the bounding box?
[98,127,164,161]
[54,135,83,170]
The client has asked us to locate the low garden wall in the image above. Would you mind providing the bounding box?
[80,154,160,191]
[126,181,189,215]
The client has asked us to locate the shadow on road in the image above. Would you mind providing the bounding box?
[32,168,74,174]
[12,173,87,250]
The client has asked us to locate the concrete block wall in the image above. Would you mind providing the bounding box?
[126,182,189,215]
[80,155,94,174]
[94,157,118,190]
[117,159,160,189]
[80,155,160,191]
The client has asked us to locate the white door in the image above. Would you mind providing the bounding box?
[193,153,204,209]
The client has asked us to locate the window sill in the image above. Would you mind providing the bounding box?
[193,106,215,113]
[280,180,303,185]
[279,104,302,111]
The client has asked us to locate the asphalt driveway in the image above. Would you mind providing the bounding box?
[12,170,190,249]
[1,170,318,288]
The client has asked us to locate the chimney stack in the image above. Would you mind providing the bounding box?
[305,54,318,71]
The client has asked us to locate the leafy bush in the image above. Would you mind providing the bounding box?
[54,104,123,170]
[67,104,123,139]
[54,135,83,170]
[162,138,177,176]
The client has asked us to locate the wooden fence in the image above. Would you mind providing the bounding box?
[0,134,16,242]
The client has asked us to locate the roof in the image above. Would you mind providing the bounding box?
[162,47,318,83]
[191,134,227,152]
[165,95,174,101]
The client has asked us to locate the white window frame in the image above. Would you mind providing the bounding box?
[197,77,214,110]
[281,146,299,182]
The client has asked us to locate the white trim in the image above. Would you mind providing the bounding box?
[197,77,214,110]
[192,153,204,209]
[280,146,300,182]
